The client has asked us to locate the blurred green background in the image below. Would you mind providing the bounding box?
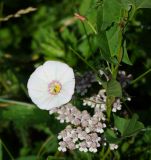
[0,0,151,159]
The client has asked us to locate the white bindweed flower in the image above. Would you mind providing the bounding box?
[27,61,75,110]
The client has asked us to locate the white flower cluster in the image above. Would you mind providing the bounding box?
[58,125,101,153]
[83,89,122,113]
[49,103,106,153]
[83,89,106,111]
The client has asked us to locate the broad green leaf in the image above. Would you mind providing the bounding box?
[135,0,151,9]
[0,99,63,134]
[78,0,97,34]
[122,41,132,65]
[123,114,144,137]
[107,79,122,97]
[114,114,129,135]
[106,24,122,57]
[78,40,91,58]
[97,0,123,31]
[143,128,151,143]
[1,104,50,127]
[32,27,65,58]
[97,5,104,33]
[41,43,65,58]
[97,31,111,61]
[114,114,144,137]
[79,0,94,14]
[97,5,123,61]
[104,129,120,144]
[122,0,151,10]
[97,31,118,64]
[61,28,77,45]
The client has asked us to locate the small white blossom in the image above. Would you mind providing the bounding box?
[109,143,118,150]
[112,99,122,112]
[127,97,131,101]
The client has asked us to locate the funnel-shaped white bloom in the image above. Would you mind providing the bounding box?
[27,61,75,110]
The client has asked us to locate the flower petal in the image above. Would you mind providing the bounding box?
[27,71,48,91]
[61,80,75,96]
[28,88,48,98]
[42,61,58,81]
[56,90,73,107]
[33,95,60,110]
[33,66,50,83]
[56,63,75,84]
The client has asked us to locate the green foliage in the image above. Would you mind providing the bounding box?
[114,114,144,137]
[105,114,144,144]
[97,0,122,31]
[122,41,132,65]
[47,156,65,160]
[96,0,151,65]
[16,156,37,160]
[107,79,122,97]
[132,0,151,9]
[104,129,120,144]
[0,0,151,159]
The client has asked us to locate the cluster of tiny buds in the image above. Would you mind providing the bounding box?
[83,89,124,113]
[83,89,106,111]
[75,71,96,96]
[118,70,132,88]
[58,125,101,153]
[49,103,107,152]
[112,99,122,112]
[49,103,106,131]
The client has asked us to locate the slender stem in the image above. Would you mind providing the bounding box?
[112,32,123,79]
[86,153,92,160]
[83,98,104,105]
[123,102,133,115]
[69,47,98,74]
[37,136,52,158]
[86,20,97,34]
[99,146,104,159]
[0,98,35,108]
[106,61,112,73]
[54,150,61,157]
[131,68,151,84]
[106,96,115,122]
[82,22,94,54]
[102,147,110,160]
[0,139,14,160]
[70,47,107,88]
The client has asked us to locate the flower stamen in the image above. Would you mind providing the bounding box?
[49,81,62,95]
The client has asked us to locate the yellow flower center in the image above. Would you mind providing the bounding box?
[49,81,62,95]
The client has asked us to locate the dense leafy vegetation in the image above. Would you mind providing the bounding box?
[0,0,151,159]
